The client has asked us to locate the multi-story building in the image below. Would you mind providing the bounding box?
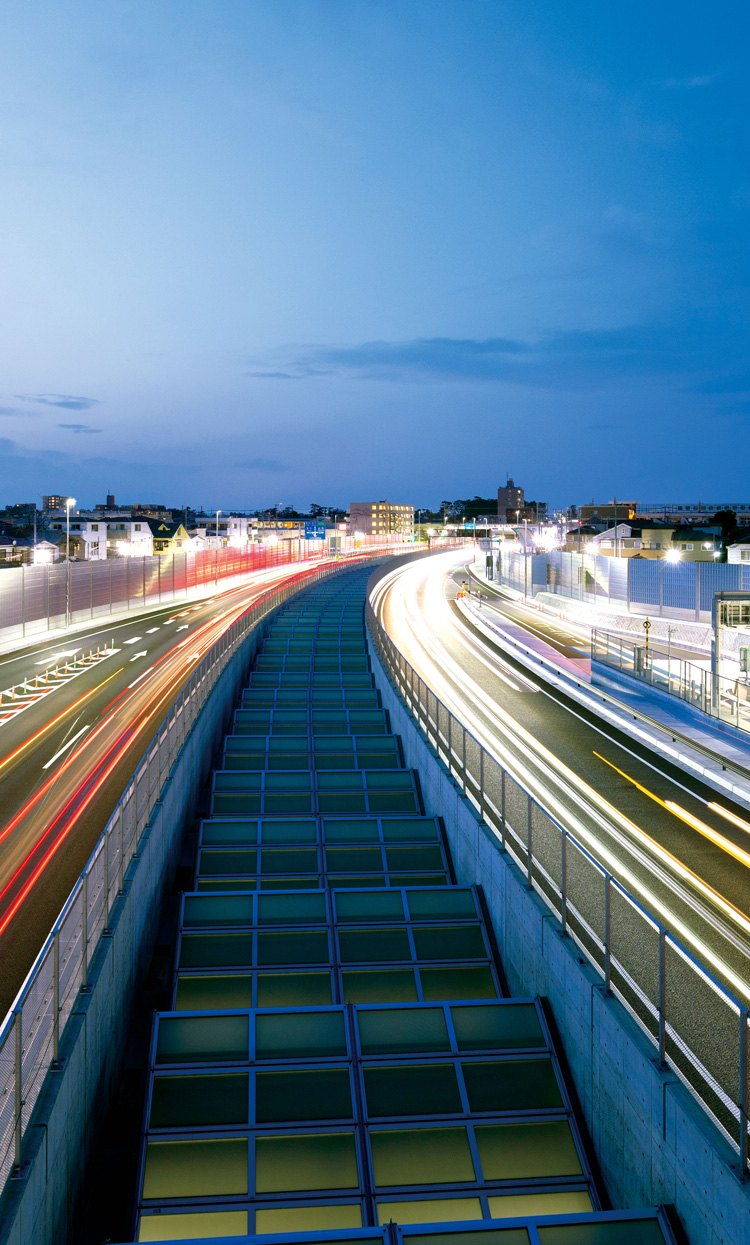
[106,520,154,557]
[47,517,107,559]
[497,478,524,521]
[42,494,68,514]
[349,501,414,539]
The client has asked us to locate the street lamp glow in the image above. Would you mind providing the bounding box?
[665,549,681,563]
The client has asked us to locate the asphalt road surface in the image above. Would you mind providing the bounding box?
[372,550,750,1006]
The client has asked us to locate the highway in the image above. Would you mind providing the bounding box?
[372,550,750,1006]
[0,558,336,1017]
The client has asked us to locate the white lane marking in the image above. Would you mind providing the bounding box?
[43,725,89,770]
[176,624,189,631]
[146,627,160,633]
[129,651,148,661]
[128,666,155,688]
[36,649,80,664]
[124,636,142,645]
[184,652,200,663]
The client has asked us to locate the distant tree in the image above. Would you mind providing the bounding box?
[712,509,737,541]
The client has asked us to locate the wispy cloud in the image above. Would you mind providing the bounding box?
[18,393,99,411]
[238,457,287,472]
[247,325,715,390]
[57,422,101,434]
[655,73,719,90]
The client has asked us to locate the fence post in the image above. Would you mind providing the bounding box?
[461,726,467,793]
[103,827,111,934]
[526,795,533,889]
[561,830,567,934]
[500,769,506,851]
[81,872,89,991]
[740,1006,748,1180]
[479,747,485,821]
[13,1009,22,1171]
[52,928,60,1067]
[658,927,667,1066]
[447,710,452,772]
[118,811,124,893]
[604,873,612,995]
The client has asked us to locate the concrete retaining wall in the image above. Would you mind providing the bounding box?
[369,641,750,1245]
[0,603,276,1245]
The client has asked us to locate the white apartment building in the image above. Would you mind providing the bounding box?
[106,520,154,557]
[349,501,414,539]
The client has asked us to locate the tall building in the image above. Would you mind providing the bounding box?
[349,501,414,538]
[42,494,68,513]
[496,478,524,521]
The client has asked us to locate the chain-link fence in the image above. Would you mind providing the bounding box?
[0,552,392,1193]
[365,599,750,1176]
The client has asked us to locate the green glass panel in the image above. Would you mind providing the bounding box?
[358,755,399,770]
[313,736,355,752]
[413,926,486,961]
[266,755,311,771]
[342,970,418,1004]
[143,1138,248,1198]
[375,1199,483,1227]
[150,1073,249,1127]
[183,895,254,927]
[364,1064,462,1117]
[354,737,395,751]
[381,819,439,842]
[260,848,318,873]
[338,928,411,963]
[179,934,253,969]
[488,1192,593,1218]
[256,1068,353,1122]
[451,1004,544,1050]
[357,1007,450,1054]
[365,772,413,790]
[255,1132,359,1193]
[255,1010,347,1059]
[323,819,380,842]
[318,772,365,790]
[406,891,476,920]
[326,847,383,873]
[334,891,404,922]
[260,820,317,843]
[319,793,368,813]
[264,772,312,790]
[264,794,315,814]
[201,821,258,845]
[537,1222,666,1245]
[138,1209,249,1241]
[196,878,257,893]
[258,893,327,924]
[420,967,498,1001]
[212,795,262,815]
[257,930,329,966]
[390,875,448,888]
[331,876,386,889]
[199,850,256,876]
[407,1231,529,1245]
[156,1015,249,1063]
[368,793,418,813]
[268,736,308,752]
[257,973,333,1007]
[462,1059,563,1111]
[370,1127,475,1186]
[315,755,357,771]
[260,876,323,890]
[476,1122,583,1179]
[386,847,445,873]
[175,975,253,1011]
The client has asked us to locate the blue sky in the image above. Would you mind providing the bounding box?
[0,0,748,511]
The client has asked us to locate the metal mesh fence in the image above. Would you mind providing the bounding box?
[364,596,750,1174]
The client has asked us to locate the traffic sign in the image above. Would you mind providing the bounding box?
[304,521,326,540]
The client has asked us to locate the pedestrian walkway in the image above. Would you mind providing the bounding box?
[129,567,675,1244]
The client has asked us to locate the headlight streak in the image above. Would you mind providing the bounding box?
[373,554,750,1001]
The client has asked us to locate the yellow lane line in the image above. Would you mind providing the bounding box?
[594,751,750,871]
[0,667,124,776]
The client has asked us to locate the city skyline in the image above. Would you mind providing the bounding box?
[0,0,748,507]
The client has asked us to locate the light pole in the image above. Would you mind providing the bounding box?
[65,497,76,630]
[523,518,529,599]
[215,509,221,585]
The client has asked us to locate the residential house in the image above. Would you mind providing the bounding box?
[106,521,154,557]
[47,518,107,560]
[147,520,190,555]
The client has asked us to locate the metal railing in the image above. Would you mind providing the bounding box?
[366,600,750,1175]
[0,553,392,1192]
[592,627,750,736]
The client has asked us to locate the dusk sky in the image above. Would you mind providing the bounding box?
[0,1,748,511]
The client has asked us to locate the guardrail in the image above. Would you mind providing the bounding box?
[0,551,398,1192]
[592,627,750,736]
[366,598,750,1175]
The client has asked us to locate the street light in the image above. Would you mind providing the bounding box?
[215,509,221,585]
[65,497,76,630]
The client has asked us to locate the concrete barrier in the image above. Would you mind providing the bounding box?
[368,636,750,1245]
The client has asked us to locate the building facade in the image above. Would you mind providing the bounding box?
[349,501,414,539]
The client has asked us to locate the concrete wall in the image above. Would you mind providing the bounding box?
[369,642,750,1245]
[0,601,280,1245]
